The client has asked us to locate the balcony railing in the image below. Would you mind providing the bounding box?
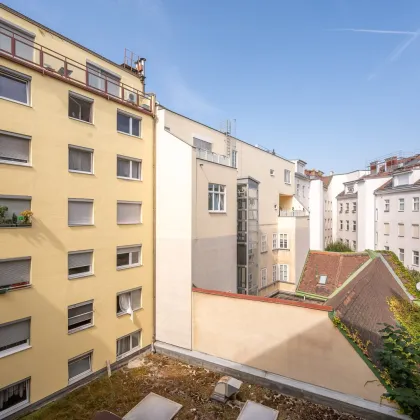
[0,29,154,113]
[196,148,231,167]
[279,210,309,217]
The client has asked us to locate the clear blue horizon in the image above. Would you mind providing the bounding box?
[4,0,420,172]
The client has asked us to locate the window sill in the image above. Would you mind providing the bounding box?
[273,248,290,251]
[0,399,29,419]
[260,251,268,254]
[0,96,31,107]
[0,284,31,294]
[117,222,142,225]
[69,169,94,175]
[0,224,32,229]
[117,308,142,318]
[279,280,295,284]
[68,370,92,385]
[209,211,226,214]
[117,176,142,182]
[285,182,291,185]
[117,131,142,139]
[69,224,95,227]
[0,160,31,168]
[116,346,140,361]
[117,263,142,271]
[398,210,405,212]
[68,324,94,335]
[0,344,31,359]
[68,272,94,280]
[68,116,94,126]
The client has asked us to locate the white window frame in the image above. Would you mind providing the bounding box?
[0,67,30,106]
[117,110,141,137]
[413,224,419,239]
[67,300,94,334]
[208,183,226,213]
[116,330,141,360]
[0,318,31,359]
[260,234,267,253]
[399,248,405,263]
[279,264,289,282]
[413,197,419,212]
[68,250,93,280]
[296,184,300,196]
[260,268,267,287]
[399,198,405,212]
[319,275,327,285]
[353,221,356,232]
[413,250,419,266]
[339,203,343,213]
[0,378,30,418]
[68,351,92,384]
[398,223,405,237]
[284,169,291,184]
[385,199,390,212]
[346,203,349,213]
[278,233,288,249]
[117,201,142,225]
[0,257,31,291]
[346,220,349,231]
[231,150,237,168]
[68,91,93,124]
[117,155,141,181]
[352,202,356,212]
[0,130,31,167]
[339,220,343,230]
[272,233,278,249]
[352,240,356,251]
[68,145,93,175]
[272,264,277,282]
[116,288,142,316]
[302,185,305,198]
[116,245,142,270]
[68,199,94,226]
[384,223,390,235]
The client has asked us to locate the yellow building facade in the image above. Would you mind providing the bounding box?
[0,5,155,418]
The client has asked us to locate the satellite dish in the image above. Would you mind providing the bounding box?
[416,282,420,292]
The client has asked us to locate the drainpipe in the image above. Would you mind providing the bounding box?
[151,98,157,353]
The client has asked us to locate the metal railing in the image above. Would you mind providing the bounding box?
[279,209,309,217]
[196,148,231,167]
[0,29,154,112]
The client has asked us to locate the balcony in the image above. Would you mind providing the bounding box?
[196,148,231,167]
[279,209,309,217]
[0,29,154,113]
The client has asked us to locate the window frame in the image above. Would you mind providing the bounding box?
[116,330,141,360]
[346,220,349,231]
[319,275,327,285]
[339,220,343,230]
[0,66,31,106]
[0,130,31,167]
[0,317,31,359]
[399,198,405,212]
[399,248,405,263]
[68,91,93,124]
[208,183,226,213]
[67,300,94,334]
[117,155,142,181]
[68,351,92,384]
[279,264,289,282]
[68,250,93,280]
[413,197,419,212]
[0,256,31,291]
[384,199,390,212]
[0,378,30,417]
[352,221,356,232]
[398,223,405,237]
[116,245,142,270]
[278,233,289,249]
[117,201,142,225]
[260,234,267,253]
[68,145,94,175]
[68,198,94,226]
[284,169,291,185]
[413,224,419,239]
[352,240,356,251]
[116,287,142,316]
[413,250,419,267]
[384,222,390,235]
[260,268,267,287]
[352,202,356,213]
[117,110,141,137]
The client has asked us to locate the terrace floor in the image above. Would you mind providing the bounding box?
[22,353,363,420]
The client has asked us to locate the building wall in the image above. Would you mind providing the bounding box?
[192,160,237,292]
[337,197,358,249]
[156,116,193,349]
[376,188,420,271]
[0,57,154,406]
[192,290,386,403]
[295,175,310,210]
[309,179,324,250]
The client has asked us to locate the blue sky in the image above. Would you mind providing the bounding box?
[5,0,420,172]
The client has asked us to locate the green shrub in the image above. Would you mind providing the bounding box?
[325,241,353,252]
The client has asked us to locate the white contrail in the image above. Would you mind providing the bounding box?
[388,30,420,61]
[333,28,418,35]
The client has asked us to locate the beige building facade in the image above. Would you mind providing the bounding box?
[0,5,155,418]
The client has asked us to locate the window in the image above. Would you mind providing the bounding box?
[345,239,350,247]
[0,318,30,356]
[352,240,356,250]
[353,221,356,232]
[0,18,35,61]
[375,231,378,245]
[413,197,419,212]
[413,224,419,239]
[272,264,277,282]
[352,202,356,212]
[116,330,141,359]
[0,130,30,165]
[68,146,93,174]
[260,268,267,287]
[261,234,267,253]
[0,67,30,104]
[117,201,141,224]
[68,251,93,279]
[270,169,275,176]
[193,137,212,151]
[384,223,390,235]
[0,379,29,417]
[413,250,419,266]
[346,220,349,231]
[272,233,277,250]
[68,352,92,383]
[398,223,405,237]
[375,208,378,221]
[208,184,226,212]
[68,301,94,333]
[319,275,327,285]
[117,245,141,269]
[87,62,120,96]
[279,233,288,249]
[385,199,390,212]
[339,220,343,230]
[117,111,140,137]
[0,257,30,290]
[117,156,141,180]
[68,92,93,123]
[346,203,349,213]
[68,199,93,226]
[384,246,389,251]
[399,198,405,212]
[279,264,288,282]
[302,186,305,198]
[0,195,32,226]
[339,203,343,213]
[399,249,405,263]
[231,150,237,168]
[117,288,142,316]
[284,169,291,184]
[296,184,300,196]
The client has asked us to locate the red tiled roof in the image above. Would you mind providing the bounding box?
[375,179,393,191]
[297,251,370,297]
[321,176,333,188]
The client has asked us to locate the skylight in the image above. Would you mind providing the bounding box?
[319,275,327,285]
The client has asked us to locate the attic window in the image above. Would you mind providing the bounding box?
[270,169,275,176]
[319,275,327,285]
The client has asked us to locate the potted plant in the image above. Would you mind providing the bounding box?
[20,210,33,226]
[12,213,17,226]
[0,205,8,226]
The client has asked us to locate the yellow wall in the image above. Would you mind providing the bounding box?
[192,291,386,403]
[0,30,154,406]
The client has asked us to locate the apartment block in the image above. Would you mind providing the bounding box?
[0,5,155,418]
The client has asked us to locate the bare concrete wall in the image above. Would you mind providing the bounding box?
[192,290,386,403]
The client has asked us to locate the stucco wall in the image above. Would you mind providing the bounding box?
[337,196,358,249]
[309,179,324,250]
[156,110,193,349]
[192,291,386,403]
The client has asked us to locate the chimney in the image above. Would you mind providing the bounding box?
[370,161,378,175]
[385,156,397,172]
[329,171,334,176]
